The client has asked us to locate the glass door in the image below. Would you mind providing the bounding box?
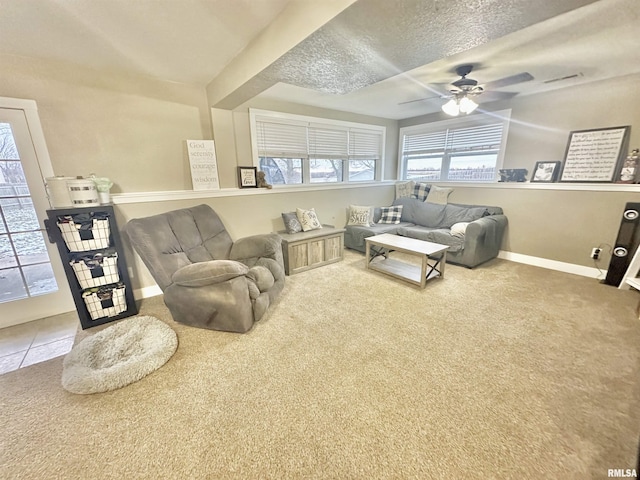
[0,105,74,328]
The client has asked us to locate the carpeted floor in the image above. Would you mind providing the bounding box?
[1,250,639,479]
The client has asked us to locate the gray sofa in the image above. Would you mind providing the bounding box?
[125,204,285,333]
[344,197,507,268]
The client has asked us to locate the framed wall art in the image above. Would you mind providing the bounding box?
[559,126,630,182]
[531,161,561,183]
[238,166,258,188]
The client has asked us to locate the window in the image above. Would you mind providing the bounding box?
[250,109,385,186]
[399,110,511,182]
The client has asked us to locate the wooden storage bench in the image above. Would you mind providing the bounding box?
[279,225,345,275]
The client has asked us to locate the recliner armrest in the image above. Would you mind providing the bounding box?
[171,259,249,287]
[229,233,283,261]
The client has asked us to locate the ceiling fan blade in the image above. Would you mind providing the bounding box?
[398,94,442,105]
[482,72,534,90]
[475,91,518,103]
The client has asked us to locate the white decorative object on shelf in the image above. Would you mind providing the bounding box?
[187,140,220,190]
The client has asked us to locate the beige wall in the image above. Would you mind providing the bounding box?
[400,73,640,269]
[211,96,399,187]
[115,185,395,291]
[446,186,640,268]
[3,52,640,292]
[0,54,211,193]
[399,73,640,168]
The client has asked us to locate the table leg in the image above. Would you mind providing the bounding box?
[365,242,371,270]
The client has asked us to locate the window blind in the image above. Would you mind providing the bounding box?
[349,129,382,158]
[402,123,503,156]
[256,120,307,158]
[308,126,348,158]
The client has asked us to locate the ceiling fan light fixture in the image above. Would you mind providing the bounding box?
[459,96,478,114]
[442,98,460,116]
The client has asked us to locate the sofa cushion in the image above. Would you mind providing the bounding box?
[412,201,446,227]
[411,182,431,201]
[395,181,415,199]
[441,204,488,228]
[426,185,453,205]
[281,211,302,234]
[377,205,403,224]
[296,208,323,232]
[451,222,470,238]
[396,226,464,253]
[347,205,373,226]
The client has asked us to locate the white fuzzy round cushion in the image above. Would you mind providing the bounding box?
[62,316,178,395]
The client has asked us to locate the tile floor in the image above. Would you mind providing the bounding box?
[0,312,79,375]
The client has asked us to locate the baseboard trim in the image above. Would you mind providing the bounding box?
[134,284,162,300]
[498,250,606,279]
[131,252,605,302]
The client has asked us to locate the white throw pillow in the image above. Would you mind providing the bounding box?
[426,185,453,205]
[451,222,470,238]
[395,181,415,199]
[296,208,323,232]
[347,205,373,226]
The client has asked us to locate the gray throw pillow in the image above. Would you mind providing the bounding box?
[281,211,302,234]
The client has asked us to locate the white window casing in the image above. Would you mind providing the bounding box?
[398,109,511,182]
[250,109,385,185]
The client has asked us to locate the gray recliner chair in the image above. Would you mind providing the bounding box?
[125,204,285,333]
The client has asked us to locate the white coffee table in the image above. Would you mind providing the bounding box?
[365,233,449,289]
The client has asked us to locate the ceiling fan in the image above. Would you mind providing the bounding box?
[399,64,534,111]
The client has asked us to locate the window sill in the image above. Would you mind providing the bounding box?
[110,180,638,205]
[431,181,640,192]
[111,181,396,205]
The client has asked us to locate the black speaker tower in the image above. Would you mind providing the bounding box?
[604,202,640,286]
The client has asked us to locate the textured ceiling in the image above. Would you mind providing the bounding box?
[1,0,638,120]
[261,0,599,95]
[250,0,640,119]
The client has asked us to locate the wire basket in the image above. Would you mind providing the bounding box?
[70,250,119,289]
[57,212,111,252]
[82,284,126,320]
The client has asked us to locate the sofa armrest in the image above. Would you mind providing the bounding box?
[464,214,508,249]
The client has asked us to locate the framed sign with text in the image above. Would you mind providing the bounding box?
[238,167,258,188]
[559,126,630,182]
[187,140,220,190]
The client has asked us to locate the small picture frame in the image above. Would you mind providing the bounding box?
[238,167,258,188]
[498,168,528,182]
[531,161,561,183]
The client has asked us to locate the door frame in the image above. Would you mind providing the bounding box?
[0,96,75,328]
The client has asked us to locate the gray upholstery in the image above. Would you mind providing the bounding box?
[344,198,508,268]
[125,204,284,333]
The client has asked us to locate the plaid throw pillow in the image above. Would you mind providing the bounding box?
[377,205,403,224]
[411,182,431,201]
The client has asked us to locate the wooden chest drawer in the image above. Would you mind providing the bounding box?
[279,226,345,275]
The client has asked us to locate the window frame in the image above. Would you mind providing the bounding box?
[398,109,511,183]
[249,109,385,186]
